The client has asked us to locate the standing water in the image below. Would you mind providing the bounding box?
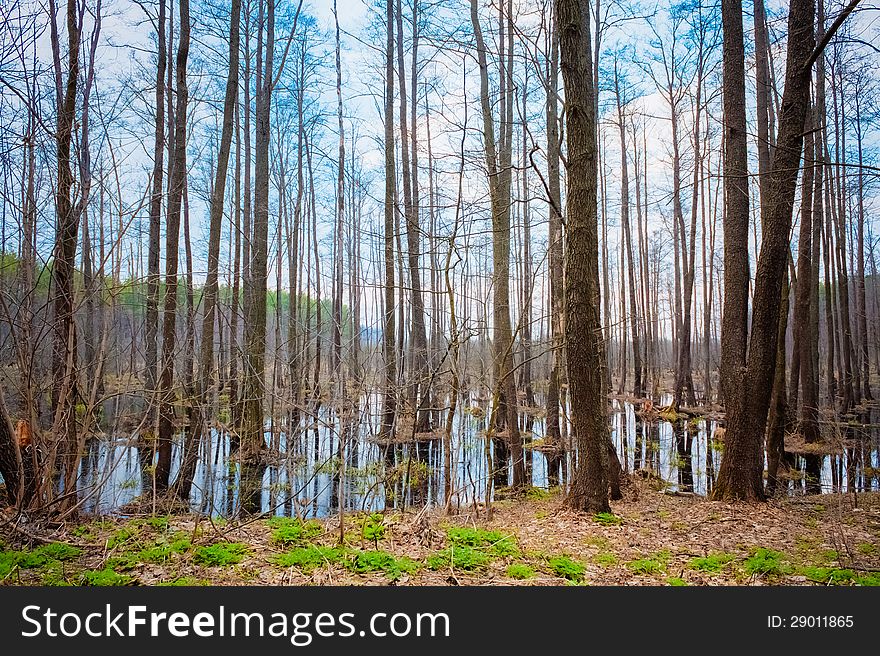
[75,394,880,517]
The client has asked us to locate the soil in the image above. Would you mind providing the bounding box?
[2,480,879,586]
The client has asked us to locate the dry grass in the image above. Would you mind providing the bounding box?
[2,483,879,586]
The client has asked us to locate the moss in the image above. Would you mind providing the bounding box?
[150,517,171,531]
[593,552,618,567]
[856,542,876,556]
[799,566,857,585]
[157,576,209,586]
[80,568,134,586]
[627,552,670,576]
[272,545,344,572]
[137,534,192,563]
[107,526,140,550]
[268,517,323,546]
[667,577,688,586]
[857,573,880,586]
[426,545,490,571]
[506,563,535,580]
[525,487,551,501]
[743,548,792,577]
[40,564,72,586]
[592,512,623,526]
[347,550,419,580]
[446,527,518,557]
[548,555,585,582]
[688,552,736,573]
[193,542,248,566]
[1,542,82,578]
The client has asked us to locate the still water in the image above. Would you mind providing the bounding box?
[76,395,880,517]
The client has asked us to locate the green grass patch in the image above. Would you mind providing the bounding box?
[426,545,491,571]
[361,513,386,543]
[446,527,518,557]
[627,551,670,576]
[592,512,624,526]
[548,556,585,582]
[272,545,344,572]
[584,535,610,549]
[799,566,858,585]
[593,552,618,567]
[506,563,535,579]
[157,576,209,586]
[525,487,551,500]
[1,543,82,578]
[193,542,248,566]
[743,548,792,577]
[667,577,688,586]
[137,534,192,564]
[857,542,876,556]
[267,517,323,546]
[688,552,736,573]
[80,568,134,586]
[627,558,663,575]
[347,550,419,579]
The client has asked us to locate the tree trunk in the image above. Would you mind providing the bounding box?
[557,0,611,513]
[156,0,191,491]
[174,0,240,498]
[470,0,525,490]
[715,0,814,501]
[381,0,398,440]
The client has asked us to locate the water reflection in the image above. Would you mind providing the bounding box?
[75,395,880,517]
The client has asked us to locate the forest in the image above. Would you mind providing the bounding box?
[0,0,878,587]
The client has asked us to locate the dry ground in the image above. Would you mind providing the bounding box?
[2,481,879,586]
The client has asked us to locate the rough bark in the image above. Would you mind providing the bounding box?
[557,0,611,513]
[715,0,814,501]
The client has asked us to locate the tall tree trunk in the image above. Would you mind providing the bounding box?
[51,0,82,502]
[544,16,565,484]
[381,0,398,439]
[156,0,191,491]
[470,0,525,490]
[854,87,872,401]
[614,61,641,398]
[144,0,165,435]
[174,0,240,498]
[715,0,814,501]
[557,0,610,513]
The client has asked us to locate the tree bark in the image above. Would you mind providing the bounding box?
[557,0,611,513]
[715,0,814,501]
[174,0,240,498]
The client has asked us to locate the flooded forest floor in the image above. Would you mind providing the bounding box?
[3,482,880,586]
